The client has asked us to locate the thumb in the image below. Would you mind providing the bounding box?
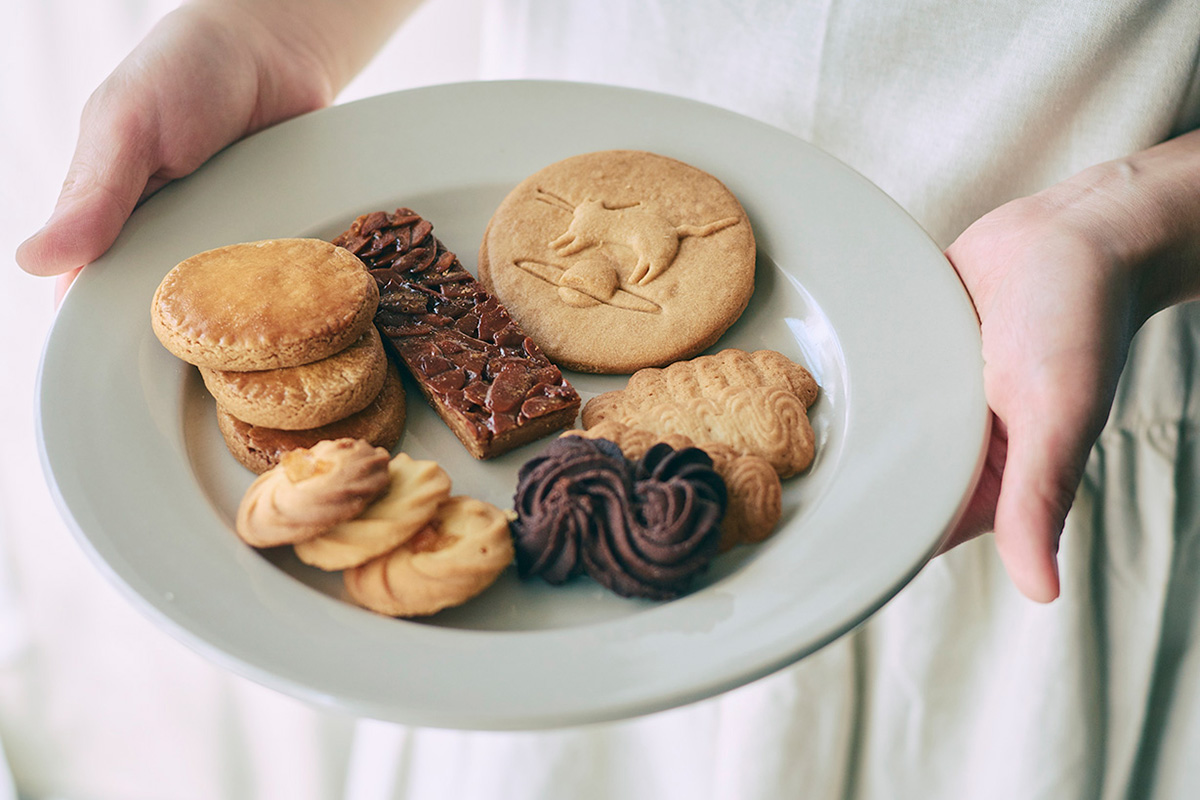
[17,91,158,277]
[991,410,1088,603]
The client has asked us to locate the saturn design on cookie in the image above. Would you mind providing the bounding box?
[515,254,662,313]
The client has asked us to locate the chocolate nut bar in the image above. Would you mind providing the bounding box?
[333,209,580,459]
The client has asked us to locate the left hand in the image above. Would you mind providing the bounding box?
[940,175,1143,602]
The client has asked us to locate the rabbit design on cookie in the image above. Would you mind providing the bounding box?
[536,189,739,285]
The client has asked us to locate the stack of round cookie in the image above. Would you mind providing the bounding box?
[151,238,406,473]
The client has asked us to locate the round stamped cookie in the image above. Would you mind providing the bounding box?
[479,150,756,374]
[151,238,379,371]
[199,326,389,430]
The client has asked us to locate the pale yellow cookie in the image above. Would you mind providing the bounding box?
[151,238,378,371]
[200,327,388,430]
[479,150,756,373]
[293,452,452,571]
[343,496,514,617]
[235,438,392,548]
[568,420,782,550]
[581,349,818,478]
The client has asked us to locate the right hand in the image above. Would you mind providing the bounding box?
[15,2,340,294]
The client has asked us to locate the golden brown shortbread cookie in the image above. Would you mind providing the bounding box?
[479,150,756,373]
[216,362,406,474]
[344,495,514,617]
[566,420,782,551]
[235,439,392,548]
[151,238,378,371]
[200,327,388,430]
[294,452,453,571]
[581,349,819,478]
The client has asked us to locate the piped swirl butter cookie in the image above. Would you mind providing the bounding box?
[479,150,756,373]
[582,349,819,478]
[235,439,392,548]
[568,420,782,551]
[343,496,514,617]
[151,238,379,371]
[294,452,452,571]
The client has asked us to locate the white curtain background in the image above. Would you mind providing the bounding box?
[0,1,482,797]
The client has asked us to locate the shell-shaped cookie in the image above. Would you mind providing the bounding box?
[586,349,819,418]
[235,438,392,548]
[656,349,818,407]
[644,385,815,477]
[343,496,514,617]
[293,452,452,571]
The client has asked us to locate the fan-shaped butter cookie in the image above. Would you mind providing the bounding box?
[344,496,513,617]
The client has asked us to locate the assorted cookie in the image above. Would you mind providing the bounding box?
[236,439,511,618]
[215,361,406,474]
[200,327,388,430]
[235,438,393,548]
[344,496,514,618]
[478,150,756,374]
[151,238,406,473]
[152,238,378,371]
[582,348,819,478]
[511,436,726,600]
[153,149,825,616]
[333,209,581,460]
[567,420,782,552]
[293,450,452,571]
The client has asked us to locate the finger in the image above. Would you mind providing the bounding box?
[54,268,83,308]
[937,413,1006,554]
[16,87,158,277]
[991,413,1086,603]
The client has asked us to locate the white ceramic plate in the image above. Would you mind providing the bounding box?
[37,80,988,730]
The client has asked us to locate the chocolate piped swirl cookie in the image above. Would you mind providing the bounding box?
[510,436,627,583]
[511,436,727,600]
[584,443,726,600]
